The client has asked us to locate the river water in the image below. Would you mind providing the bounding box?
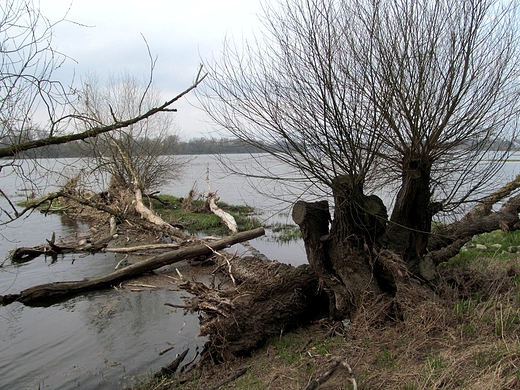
[0,154,307,390]
[1,153,520,389]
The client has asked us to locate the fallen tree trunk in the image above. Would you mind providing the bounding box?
[181,256,328,361]
[104,242,181,253]
[0,227,265,306]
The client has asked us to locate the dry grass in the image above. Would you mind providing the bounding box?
[132,255,520,390]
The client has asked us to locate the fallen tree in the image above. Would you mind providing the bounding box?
[174,175,520,363]
[0,227,265,306]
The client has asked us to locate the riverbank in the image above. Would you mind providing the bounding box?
[129,230,520,390]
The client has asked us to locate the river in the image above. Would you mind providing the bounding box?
[1,152,519,389]
[0,154,308,390]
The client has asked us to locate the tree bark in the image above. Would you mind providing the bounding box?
[293,183,386,320]
[386,156,433,275]
[292,175,424,320]
[0,227,265,306]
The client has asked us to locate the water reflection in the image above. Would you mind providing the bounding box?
[0,208,205,389]
[0,289,204,389]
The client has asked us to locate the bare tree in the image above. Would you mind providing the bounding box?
[0,0,72,153]
[0,0,206,224]
[200,0,520,318]
[76,72,184,192]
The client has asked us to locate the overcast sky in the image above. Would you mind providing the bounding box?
[40,0,264,139]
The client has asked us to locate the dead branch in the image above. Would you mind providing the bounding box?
[207,192,238,233]
[209,367,248,390]
[427,177,520,265]
[205,166,238,233]
[133,187,186,238]
[0,65,207,159]
[154,349,189,378]
[105,243,180,253]
[303,357,356,390]
[10,232,114,261]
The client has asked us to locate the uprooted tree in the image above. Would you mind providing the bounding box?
[200,0,520,319]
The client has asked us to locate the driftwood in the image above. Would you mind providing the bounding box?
[104,243,180,253]
[133,187,188,241]
[204,166,238,233]
[206,192,238,233]
[154,349,189,378]
[10,233,114,262]
[181,256,328,360]
[0,227,265,306]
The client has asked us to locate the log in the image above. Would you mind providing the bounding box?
[0,227,265,306]
[104,242,180,253]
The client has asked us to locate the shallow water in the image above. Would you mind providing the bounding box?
[0,155,307,389]
[1,290,203,389]
[0,211,207,389]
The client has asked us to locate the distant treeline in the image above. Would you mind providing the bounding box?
[9,134,517,160]
[176,137,265,155]
[14,137,266,159]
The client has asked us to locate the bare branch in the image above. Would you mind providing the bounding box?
[0,65,207,158]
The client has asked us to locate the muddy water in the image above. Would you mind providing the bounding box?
[0,155,307,389]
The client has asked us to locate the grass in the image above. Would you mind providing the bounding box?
[266,222,302,243]
[151,194,261,235]
[441,229,520,267]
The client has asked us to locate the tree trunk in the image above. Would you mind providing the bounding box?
[293,175,389,320]
[0,227,265,306]
[386,156,433,275]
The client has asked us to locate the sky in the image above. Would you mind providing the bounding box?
[39,0,264,140]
